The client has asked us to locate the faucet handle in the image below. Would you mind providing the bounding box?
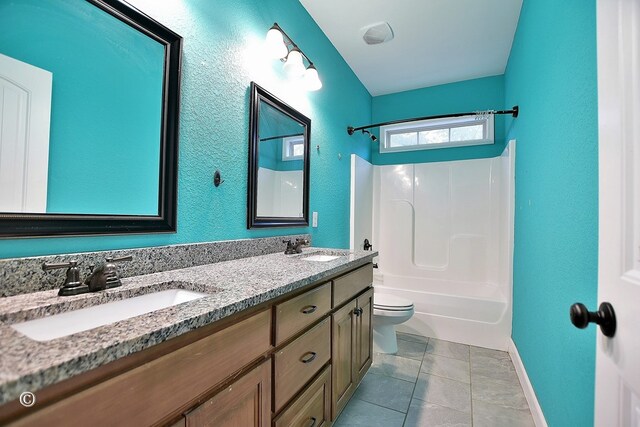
[42,260,88,296]
[106,255,133,263]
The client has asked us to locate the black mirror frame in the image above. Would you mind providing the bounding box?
[0,0,182,239]
[247,82,310,229]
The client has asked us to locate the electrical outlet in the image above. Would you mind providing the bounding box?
[312,212,318,228]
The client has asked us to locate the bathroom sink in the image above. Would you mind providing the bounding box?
[11,289,209,342]
[303,254,342,262]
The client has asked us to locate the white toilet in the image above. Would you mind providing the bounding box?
[372,293,415,354]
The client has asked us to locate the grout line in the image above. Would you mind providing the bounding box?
[351,397,408,416]
[469,345,474,427]
[402,337,429,427]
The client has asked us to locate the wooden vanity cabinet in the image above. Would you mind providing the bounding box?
[355,288,374,382]
[331,287,374,420]
[331,299,357,419]
[1,263,374,427]
[184,359,271,427]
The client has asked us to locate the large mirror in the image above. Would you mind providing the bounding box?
[0,0,181,238]
[248,83,310,228]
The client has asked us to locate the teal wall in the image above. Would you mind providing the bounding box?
[0,0,372,258]
[0,0,163,216]
[371,75,506,165]
[504,0,598,425]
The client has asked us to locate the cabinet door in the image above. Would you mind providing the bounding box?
[331,299,357,420]
[355,288,374,381]
[185,359,271,427]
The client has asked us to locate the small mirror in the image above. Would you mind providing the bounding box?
[248,83,310,228]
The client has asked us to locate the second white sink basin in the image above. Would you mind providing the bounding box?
[11,289,209,342]
[304,255,341,262]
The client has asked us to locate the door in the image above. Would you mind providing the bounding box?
[184,360,271,427]
[350,154,374,251]
[331,299,357,420]
[594,0,640,424]
[355,288,373,381]
[0,53,52,213]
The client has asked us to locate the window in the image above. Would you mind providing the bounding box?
[380,114,494,153]
[282,136,304,160]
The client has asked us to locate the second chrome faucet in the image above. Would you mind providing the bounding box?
[283,238,310,255]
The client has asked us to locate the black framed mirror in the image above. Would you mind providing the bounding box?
[247,82,310,228]
[0,0,182,238]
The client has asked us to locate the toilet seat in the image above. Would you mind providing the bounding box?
[373,293,414,311]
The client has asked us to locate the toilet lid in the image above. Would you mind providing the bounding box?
[374,293,414,310]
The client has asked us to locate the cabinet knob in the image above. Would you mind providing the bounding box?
[354,307,363,317]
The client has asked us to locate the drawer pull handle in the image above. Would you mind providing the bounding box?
[300,351,317,364]
[301,305,317,314]
[307,417,317,427]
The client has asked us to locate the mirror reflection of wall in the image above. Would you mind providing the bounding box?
[256,101,305,218]
[0,0,164,216]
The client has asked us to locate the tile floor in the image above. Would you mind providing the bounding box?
[334,333,535,427]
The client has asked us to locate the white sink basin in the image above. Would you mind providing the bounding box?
[11,289,209,342]
[304,255,341,262]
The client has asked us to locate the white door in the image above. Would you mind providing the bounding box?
[594,0,640,425]
[0,53,52,213]
[350,154,373,252]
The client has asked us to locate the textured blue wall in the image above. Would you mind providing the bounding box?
[0,0,372,258]
[0,0,163,216]
[504,0,598,425]
[371,75,506,165]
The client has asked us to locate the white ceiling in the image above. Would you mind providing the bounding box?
[299,0,523,96]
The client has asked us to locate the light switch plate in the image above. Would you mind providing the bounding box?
[312,212,318,227]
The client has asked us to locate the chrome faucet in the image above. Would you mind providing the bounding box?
[283,238,310,254]
[43,255,133,296]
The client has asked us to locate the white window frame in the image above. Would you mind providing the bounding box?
[379,114,494,153]
[282,135,304,161]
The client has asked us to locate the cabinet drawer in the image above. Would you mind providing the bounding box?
[13,310,272,427]
[332,264,373,308]
[274,317,331,412]
[273,365,331,427]
[274,282,331,345]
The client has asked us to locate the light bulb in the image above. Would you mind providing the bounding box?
[283,49,305,78]
[265,28,288,59]
[303,65,322,91]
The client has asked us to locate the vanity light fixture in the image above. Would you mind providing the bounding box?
[265,23,322,91]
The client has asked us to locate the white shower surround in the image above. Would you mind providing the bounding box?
[372,141,515,350]
[256,167,304,218]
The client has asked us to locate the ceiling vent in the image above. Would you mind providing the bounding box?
[361,22,394,45]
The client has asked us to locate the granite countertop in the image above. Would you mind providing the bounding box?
[0,247,377,405]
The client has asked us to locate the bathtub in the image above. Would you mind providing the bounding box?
[374,271,512,351]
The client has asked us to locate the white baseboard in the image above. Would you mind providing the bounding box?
[509,339,548,427]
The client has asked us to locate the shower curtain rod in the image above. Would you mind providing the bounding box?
[346,105,519,136]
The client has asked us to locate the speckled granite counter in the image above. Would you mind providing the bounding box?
[0,247,376,405]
